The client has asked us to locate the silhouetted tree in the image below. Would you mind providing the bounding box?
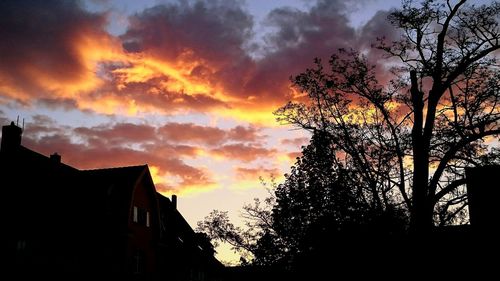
[272,130,406,266]
[198,0,499,267]
[198,132,406,266]
[275,0,500,234]
[197,194,279,265]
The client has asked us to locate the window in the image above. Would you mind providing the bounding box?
[132,206,150,227]
[133,206,138,223]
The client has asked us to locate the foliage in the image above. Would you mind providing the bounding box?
[277,0,500,231]
[197,0,500,267]
[271,130,407,265]
[198,131,407,266]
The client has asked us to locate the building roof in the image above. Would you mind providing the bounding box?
[0,122,155,237]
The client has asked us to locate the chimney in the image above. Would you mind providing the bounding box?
[50,152,61,164]
[1,122,23,153]
[466,166,500,235]
[172,194,177,209]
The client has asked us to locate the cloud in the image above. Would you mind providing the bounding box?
[241,1,357,103]
[211,144,276,162]
[158,122,228,146]
[117,0,257,114]
[36,98,80,111]
[280,137,309,147]
[22,133,214,193]
[158,122,264,146]
[227,125,265,142]
[0,110,9,125]
[121,0,253,68]
[0,0,400,124]
[114,0,369,120]
[287,151,302,162]
[74,122,157,145]
[16,116,215,193]
[22,115,70,138]
[357,10,400,50]
[0,0,119,103]
[11,116,278,193]
[235,166,280,180]
[143,143,202,159]
[92,75,230,115]
[0,0,411,202]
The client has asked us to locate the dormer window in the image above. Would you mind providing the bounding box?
[133,206,150,227]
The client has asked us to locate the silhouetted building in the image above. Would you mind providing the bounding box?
[466,165,500,235]
[0,122,223,280]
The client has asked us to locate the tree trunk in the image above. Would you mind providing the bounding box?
[409,70,434,235]
[411,148,434,234]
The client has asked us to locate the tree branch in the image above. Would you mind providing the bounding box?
[430,129,500,199]
[434,178,467,203]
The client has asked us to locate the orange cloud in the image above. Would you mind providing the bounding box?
[144,144,203,159]
[18,117,215,194]
[0,0,404,202]
[0,0,400,125]
[25,135,214,194]
[13,115,287,195]
[281,137,309,147]
[235,166,281,180]
[287,151,302,161]
[0,1,123,104]
[158,122,227,146]
[211,144,277,162]
[227,125,265,142]
[75,123,157,145]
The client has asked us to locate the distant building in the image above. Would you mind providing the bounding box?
[0,122,223,280]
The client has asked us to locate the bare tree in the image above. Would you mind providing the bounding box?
[276,0,500,234]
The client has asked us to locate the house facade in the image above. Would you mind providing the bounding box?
[0,122,223,280]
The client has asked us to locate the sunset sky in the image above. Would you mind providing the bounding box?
[4,0,490,263]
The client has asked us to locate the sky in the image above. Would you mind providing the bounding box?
[1,0,418,263]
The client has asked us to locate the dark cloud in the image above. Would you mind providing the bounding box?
[37,98,80,111]
[119,0,381,110]
[357,10,400,84]
[0,0,109,100]
[0,0,400,116]
[122,0,253,66]
[120,0,256,111]
[240,0,359,105]
[358,10,398,49]
[22,115,69,139]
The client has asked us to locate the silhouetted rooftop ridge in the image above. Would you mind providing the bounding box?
[81,164,148,173]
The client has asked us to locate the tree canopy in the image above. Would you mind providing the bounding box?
[277,0,500,232]
[198,0,500,267]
